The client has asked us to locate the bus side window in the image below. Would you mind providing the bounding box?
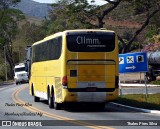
[41,42,48,61]
[47,37,62,60]
[57,37,62,58]
[54,37,62,59]
[47,39,54,60]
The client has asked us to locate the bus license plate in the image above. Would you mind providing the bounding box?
[86,87,97,92]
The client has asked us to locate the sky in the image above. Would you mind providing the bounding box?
[32,0,107,5]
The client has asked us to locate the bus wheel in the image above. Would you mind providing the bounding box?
[54,102,61,110]
[33,87,40,102]
[48,91,54,109]
[53,95,61,110]
[34,96,40,102]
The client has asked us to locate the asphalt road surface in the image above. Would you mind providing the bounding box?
[0,83,159,129]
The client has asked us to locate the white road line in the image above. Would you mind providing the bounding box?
[111,102,160,115]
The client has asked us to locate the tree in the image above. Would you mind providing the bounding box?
[46,1,71,34]
[68,0,121,28]
[67,0,160,53]
[47,0,121,34]
[46,0,92,34]
[142,34,160,52]
[21,22,46,45]
[48,0,160,53]
[63,0,121,28]
[119,0,160,53]
[0,0,24,78]
[0,0,22,43]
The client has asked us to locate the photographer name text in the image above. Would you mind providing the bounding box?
[5,102,32,107]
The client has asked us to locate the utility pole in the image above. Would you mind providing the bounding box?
[4,45,8,81]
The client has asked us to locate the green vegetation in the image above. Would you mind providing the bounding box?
[150,80,160,85]
[0,0,24,79]
[0,0,160,81]
[117,94,160,110]
[47,0,160,53]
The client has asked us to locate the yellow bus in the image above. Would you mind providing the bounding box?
[29,29,119,110]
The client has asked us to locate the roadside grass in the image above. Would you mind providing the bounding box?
[149,80,160,85]
[0,80,15,85]
[117,94,160,110]
[0,79,4,83]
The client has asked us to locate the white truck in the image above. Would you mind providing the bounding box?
[14,63,28,85]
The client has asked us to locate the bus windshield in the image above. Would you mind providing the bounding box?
[15,67,26,72]
[67,32,115,52]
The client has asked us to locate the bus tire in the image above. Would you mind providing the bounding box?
[48,90,54,109]
[34,96,40,102]
[54,102,61,110]
[53,93,61,110]
[146,68,156,81]
[33,86,40,102]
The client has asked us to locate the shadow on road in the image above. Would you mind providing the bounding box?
[39,100,142,113]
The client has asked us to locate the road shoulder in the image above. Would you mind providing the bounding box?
[111,102,160,115]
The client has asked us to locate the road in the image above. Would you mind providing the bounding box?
[0,83,159,129]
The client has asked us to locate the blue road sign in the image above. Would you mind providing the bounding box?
[119,52,148,73]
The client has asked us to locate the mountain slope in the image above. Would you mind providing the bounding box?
[14,0,51,19]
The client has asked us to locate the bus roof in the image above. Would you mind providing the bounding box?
[32,29,115,46]
[63,29,114,33]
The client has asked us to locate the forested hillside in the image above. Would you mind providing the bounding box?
[13,0,51,19]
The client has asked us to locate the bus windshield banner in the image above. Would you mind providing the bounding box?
[67,32,115,52]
